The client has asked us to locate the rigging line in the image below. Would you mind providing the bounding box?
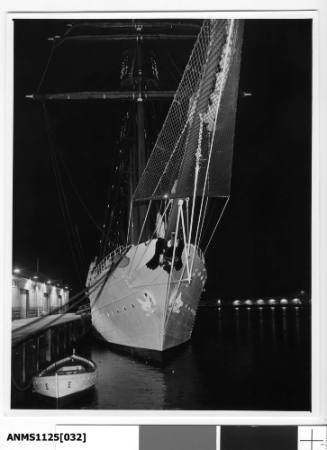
[177,39,215,220]
[186,197,190,238]
[101,196,116,258]
[164,47,182,78]
[50,142,79,271]
[127,226,151,277]
[52,148,83,282]
[36,40,56,94]
[128,198,173,276]
[115,104,135,249]
[57,153,102,232]
[12,289,93,348]
[42,105,83,283]
[54,147,84,274]
[191,156,211,269]
[127,200,154,275]
[104,167,125,251]
[75,224,87,267]
[197,195,209,248]
[192,19,236,266]
[48,22,76,52]
[101,144,125,255]
[200,198,216,242]
[150,117,189,199]
[162,49,180,83]
[52,139,86,271]
[137,198,173,264]
[137,200,153,245]
[180,204,191,280]
[100,158,120,254]
[192,159,208,258]
[126,199,133,246]
[133,95,189,200]
[188,112,204,250]
[163,199,182,327]
[204,196,230,255]
[149,100,158,133]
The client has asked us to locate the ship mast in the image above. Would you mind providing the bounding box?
[130,25,147,244]
[26,20,200,249]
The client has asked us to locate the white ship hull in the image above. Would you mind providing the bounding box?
[87,240,206,352]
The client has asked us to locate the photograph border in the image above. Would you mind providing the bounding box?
[1,0,326,426]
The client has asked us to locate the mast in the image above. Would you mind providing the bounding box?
[26,20,200,250]
[130,28,147,244]
[127,24,198,243]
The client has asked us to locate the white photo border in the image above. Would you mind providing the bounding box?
[1,1,326,425]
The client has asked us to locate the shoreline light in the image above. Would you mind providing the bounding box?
[13,268,21,274]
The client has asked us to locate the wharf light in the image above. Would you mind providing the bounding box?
[13,268,21,274]
[33,275,38,280]
[47,280,51,284]
[292,298,301,305]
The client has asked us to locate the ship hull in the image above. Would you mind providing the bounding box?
[87,240,206,352]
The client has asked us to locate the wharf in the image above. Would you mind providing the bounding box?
[12,313,86,347]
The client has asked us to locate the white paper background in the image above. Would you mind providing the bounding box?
[0,0,326,427]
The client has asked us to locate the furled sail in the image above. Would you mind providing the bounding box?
[133,19,243,202]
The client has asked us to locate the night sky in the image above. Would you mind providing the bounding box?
[13,19,312,299]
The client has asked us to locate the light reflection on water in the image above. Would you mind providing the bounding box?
[11,306,310,410]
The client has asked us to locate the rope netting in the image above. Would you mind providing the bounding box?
[133,19,243,203]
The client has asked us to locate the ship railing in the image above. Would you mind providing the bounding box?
[91,245,128,280]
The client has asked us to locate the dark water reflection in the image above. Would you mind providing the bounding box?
[11,306,310,410]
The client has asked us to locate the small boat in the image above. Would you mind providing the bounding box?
[32,350,97,400]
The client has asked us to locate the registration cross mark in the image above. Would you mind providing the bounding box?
[300,428,324,450]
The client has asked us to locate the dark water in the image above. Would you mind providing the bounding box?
[11,305,311,410]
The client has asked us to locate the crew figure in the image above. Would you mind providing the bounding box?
[146,233,184,273]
